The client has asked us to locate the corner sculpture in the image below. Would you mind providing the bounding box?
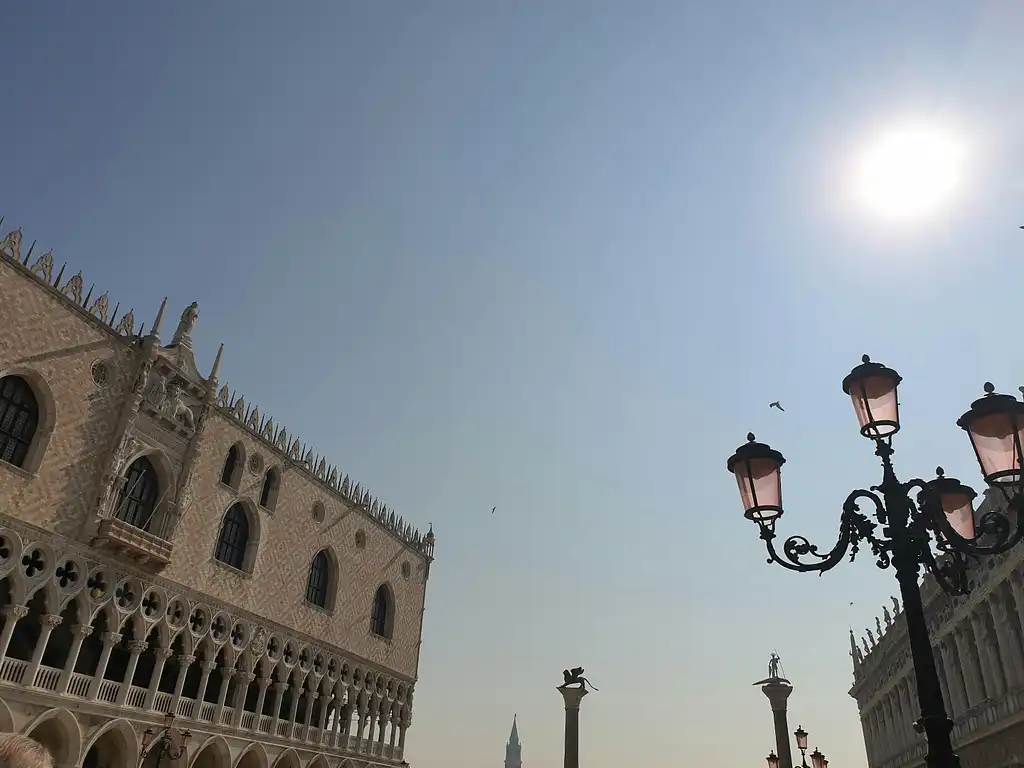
[561,667,599,692]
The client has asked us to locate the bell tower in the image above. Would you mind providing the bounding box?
[504,715,522,768]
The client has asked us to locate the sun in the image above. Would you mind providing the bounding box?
[854,126,963,220]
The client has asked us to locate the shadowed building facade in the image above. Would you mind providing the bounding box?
[850,491,1024,768]
[0,223,435,768]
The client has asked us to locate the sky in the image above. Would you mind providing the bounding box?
[4,1,1024,766]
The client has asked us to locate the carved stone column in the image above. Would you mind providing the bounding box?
[286,683,302,738]
[87,631,122,701]
[115,640,149,705]
[934,646,954,718]
[971,610,1003,699]
[302,692,319,742]
[940,637,968,716]
[1008,573,1024,643]
[760,680,795,768]
[253,677,272,730]
[954,625,985,707]
[0,606,29,661]
[231,670,253,728]
[194,659,218,714]
[991,594,1024,690]
[558,685,588,768]
[270,681,288,733]
[171,654,196,714]
[57,624,93,694]
[214,666,236,724]
[144,648,173,710]
[25,614,63,686]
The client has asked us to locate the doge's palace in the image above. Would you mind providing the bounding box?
[0,221,435,768]
[850,490,1024,768]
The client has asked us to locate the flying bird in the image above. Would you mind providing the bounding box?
[491,506,496,514]
[769,401,785,412]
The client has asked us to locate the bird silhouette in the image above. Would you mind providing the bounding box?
[769,401,785,412]
[491,506,496,514]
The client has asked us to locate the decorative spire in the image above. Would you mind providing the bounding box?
[209,343,224,382]
[509,714,519,746]
[151,297,168,340]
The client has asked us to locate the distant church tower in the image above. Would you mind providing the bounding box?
[505,715,522,768]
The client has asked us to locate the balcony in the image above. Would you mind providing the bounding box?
[92,517,173,569]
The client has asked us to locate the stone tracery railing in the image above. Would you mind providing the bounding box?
[0,219,435,560]
[0,515,413,762]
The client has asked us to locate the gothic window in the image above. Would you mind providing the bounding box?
[306,550,331,608]
[115,456,160,531]
[0,375,39,468]
[221,444,241,488]
[215,503,249,570]
[260,468,280,511]
[371,584,391,638]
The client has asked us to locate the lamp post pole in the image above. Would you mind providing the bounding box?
[727,356,1024,768]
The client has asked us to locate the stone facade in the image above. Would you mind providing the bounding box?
[849,491,1024,768]
[0,222,435,768]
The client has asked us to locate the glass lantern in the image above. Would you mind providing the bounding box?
[727,433,786,522]
[841,355,903,439]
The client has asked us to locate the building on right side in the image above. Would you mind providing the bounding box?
[849,490,1024,768]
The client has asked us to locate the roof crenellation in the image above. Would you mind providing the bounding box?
[0,220,436,560]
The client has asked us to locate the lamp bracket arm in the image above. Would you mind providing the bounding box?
[758,489,889,573]
[908,478,1024,556]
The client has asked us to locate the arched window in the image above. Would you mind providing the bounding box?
[116,456,160,531]
[259,468,279,510]
[214,503,249,570]
[220,444,240,487]
[371,585,391,638]
[0,375,39,468]
[306,550,331,608]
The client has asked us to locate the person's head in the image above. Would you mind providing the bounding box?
[0,733,54,768]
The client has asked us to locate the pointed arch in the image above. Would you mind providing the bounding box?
[234,741,269,768]
[23,707,83,768]
[370,582,395,639]
[0,369,55,473]
[306,755,329,768]
[190,734,231,768]
[220,442,246,489]
[214,500,260,573]
[80,717,140,768]
[259,467,281,512]
[0,697,13,732]
[270,747,300,768]
[304,548,338,611]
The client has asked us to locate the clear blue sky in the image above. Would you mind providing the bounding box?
[5,2,1024,767]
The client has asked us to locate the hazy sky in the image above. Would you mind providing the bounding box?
[5,2,1024,767]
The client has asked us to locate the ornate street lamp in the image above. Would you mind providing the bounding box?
[768,725,828,768]
[728,356,1024,768]
[139,713,192,767]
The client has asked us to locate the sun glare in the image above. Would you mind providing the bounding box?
[855,127,963,220]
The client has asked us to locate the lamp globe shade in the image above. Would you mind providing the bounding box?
[767,752,781,768]
[957,383,1024,487]
[794,726,808,752]
[842,355,902,439]
[811,749,825,768]
[727,433,786,522]
[927,467,978,540]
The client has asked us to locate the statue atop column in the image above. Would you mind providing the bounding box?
[171,302,199,347]
[753,652,790,686]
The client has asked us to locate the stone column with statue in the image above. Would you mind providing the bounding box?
[754,653,795,768]
[557,667,597,768]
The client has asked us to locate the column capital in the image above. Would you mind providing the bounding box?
[40,614,64,629]
[236,670,255,683]
[257,677,272,688]
[557,685,589,710]
[101,631,123,646]
[154,648,174,661]
[127,640,149,655]
[201,660,219,673]
[73,624,95,638]
[220,666,237,679]
[3,605,29,620]
[760,681,794,712]
[273,681,290,693]
[176,654,196,666]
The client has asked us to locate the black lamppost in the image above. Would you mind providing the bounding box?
[767,725,828,768]
[139,713,192,767]
[727,355,1024,768]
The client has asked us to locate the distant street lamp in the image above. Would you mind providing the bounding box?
[728,356,1024,768]
[767,725,827,768]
